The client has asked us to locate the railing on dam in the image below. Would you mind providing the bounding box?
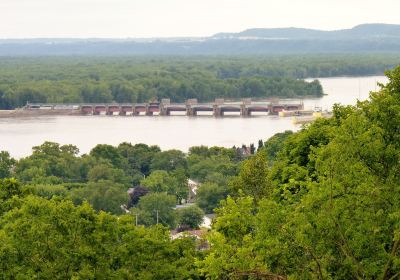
[25,98,304,117]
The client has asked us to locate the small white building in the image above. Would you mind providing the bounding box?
[187,179,199,202]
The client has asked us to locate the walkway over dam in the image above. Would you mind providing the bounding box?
[26,98,304,117]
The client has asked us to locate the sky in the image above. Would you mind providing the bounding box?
[0,0,399,38]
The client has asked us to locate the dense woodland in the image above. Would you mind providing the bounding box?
[0,66,399,278]
[1,54,400,109]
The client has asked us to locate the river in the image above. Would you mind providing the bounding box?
[0,76,388,158]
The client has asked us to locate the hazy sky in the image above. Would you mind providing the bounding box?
[1,0,399,38]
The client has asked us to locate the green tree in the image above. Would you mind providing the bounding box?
[197,196,265,279]
[137,192,176,228]
[199,66,400,279]
[87,163,131,186]
[257,139,264,150]
[196,182,228,214]
[262,130,293,161]
[71,180,129,214]
[140,170,176,193]
[0,151,16,179]
[171,168,189,204]
[15,142,83,183]
[90,144,129,171]
[188,155,237,182]
[30,184,68,199]
[150,150,187,173]
[0,178,27,214]
[176,205,205,230]
[0,195,200,279]
[230,150,272,200]
[117,142,161,177]
[140,169,188,204]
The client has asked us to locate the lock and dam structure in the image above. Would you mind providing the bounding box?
[25,98,304,117]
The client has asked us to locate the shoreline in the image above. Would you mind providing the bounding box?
[0,109,83,118]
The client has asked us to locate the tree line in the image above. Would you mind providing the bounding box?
[2,54,400,109]
[0,66,400,278]
[0,139,251,226]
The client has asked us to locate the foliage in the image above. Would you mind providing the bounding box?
[188,154,238,183]
[140,169,188,204]
[137,192,177,228]
[0,55,399,109]
[0,178,27,215]
[30,184,68,199]
[141,170,177,193]
[196,182,228,214]
[90,144,129,171]
[197,196,263,279]
[262,130,293,161]
[198,65,400,279]
[87,163,131,186]
[189,146,237,159]
[70,180,129,215]
[171,168,190,204]
[150,150,187,173]
[0,193,200,279]
[16,142,83,183]
[176,205,205,230]
[187,146,239,213]
[1,56,377,109]
[229,150,272,200]
[117,142,161,177]
[10,140,244,215]
[0,151,15,179]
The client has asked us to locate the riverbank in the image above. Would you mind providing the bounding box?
[0,109,82,118]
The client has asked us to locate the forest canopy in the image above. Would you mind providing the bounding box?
[1,54,399,109]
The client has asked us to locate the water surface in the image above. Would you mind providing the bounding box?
[0,76,388,158]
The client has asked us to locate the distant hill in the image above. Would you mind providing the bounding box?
[213,24,400,40]
[1,24,400,56]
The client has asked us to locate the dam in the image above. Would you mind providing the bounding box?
[25,98,304,117]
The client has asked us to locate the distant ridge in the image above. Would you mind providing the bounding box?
[213,24,400,40]
[1,24,400,56]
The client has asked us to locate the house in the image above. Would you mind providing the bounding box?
[187,179,199,203]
